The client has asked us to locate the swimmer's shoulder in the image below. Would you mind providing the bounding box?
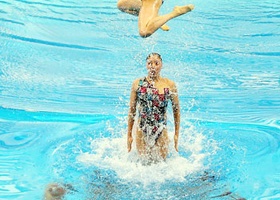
[131,77,145,90]
[133,77,147,84]
[132,77,142,85]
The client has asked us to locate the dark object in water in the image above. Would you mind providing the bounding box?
[211,190,246,200]
[200,171,216,182]
[211,191,232,198]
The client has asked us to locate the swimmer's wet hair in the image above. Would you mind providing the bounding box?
[146,53,162,61]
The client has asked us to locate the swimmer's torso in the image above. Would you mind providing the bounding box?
[136,77,171,146]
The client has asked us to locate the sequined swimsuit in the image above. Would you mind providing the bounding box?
[137,77,171,146]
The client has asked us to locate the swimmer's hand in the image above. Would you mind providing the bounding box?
[174,134,179,152]
[127,135,133,152]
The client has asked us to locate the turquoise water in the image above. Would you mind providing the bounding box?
[0,0,279,199]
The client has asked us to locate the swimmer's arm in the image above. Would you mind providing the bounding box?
[127,80,138,152]
[171,82,180,152]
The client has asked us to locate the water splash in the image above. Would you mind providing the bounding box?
[77,125,215,187]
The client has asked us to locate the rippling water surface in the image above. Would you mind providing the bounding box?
[0,0,279,199]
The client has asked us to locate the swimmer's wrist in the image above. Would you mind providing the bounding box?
[127,131,132,136]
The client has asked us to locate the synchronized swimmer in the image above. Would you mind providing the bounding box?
[117,0,194,37]
[127,53,180,162]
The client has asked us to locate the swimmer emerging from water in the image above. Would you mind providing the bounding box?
[117,0,194,37]
[127,53,180,162]
[43,183,76,200]
[44,183,66,200]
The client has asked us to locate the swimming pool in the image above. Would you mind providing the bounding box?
[0,0,279,199]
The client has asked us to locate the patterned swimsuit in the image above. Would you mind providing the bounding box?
[137,77,171,147]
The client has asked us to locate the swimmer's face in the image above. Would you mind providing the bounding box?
[48,185,66,197]
[146,55,162,77]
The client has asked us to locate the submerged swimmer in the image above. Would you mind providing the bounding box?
[43,183,75,200]
[117,0,194,37]
[44,183,66,200]
[127,53,180,162]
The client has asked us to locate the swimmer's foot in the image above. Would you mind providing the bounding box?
[173,4,195,16]
[160,24,170,31]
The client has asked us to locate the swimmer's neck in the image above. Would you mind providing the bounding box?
[147,74,161,82]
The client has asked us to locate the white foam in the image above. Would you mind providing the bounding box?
[77,128,213,186]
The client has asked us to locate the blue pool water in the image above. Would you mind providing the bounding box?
[0,0,279,199]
